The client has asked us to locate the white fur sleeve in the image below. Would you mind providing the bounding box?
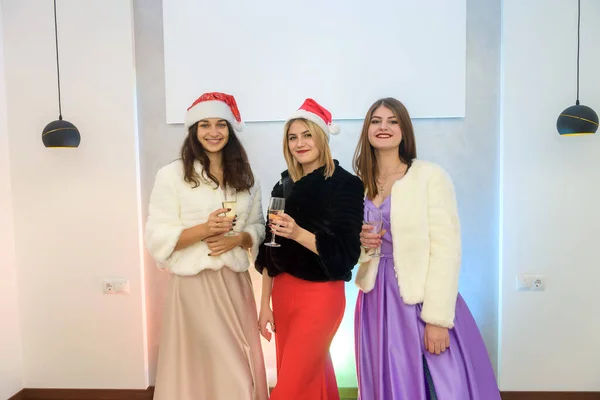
[420,168,462,328]
[354,247,379,293]
[144,166,184,268]
[242,181,266,263]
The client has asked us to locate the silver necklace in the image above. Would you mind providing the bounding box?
[377,163,403,192]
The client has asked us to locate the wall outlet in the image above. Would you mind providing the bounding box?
[102,278,129,294]
[516,274,545,291]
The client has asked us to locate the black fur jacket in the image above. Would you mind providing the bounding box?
[255,161,364,282]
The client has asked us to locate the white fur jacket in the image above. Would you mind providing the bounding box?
[144,160,265,276]
[355,160,462,328]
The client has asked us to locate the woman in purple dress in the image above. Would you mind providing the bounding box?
[353,97,501,400]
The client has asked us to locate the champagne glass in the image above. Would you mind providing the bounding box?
[222,188,238,237]
[365,208,383,258]
[265,197,285,247]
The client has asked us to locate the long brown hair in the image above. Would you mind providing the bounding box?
[283,118,335,182]
[353,97,417,199]
[180,121,255,191]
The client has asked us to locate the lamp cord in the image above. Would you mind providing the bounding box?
[576,0,580,105]
[53,0,63,119]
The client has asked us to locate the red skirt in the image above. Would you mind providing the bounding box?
[270,273,345,400]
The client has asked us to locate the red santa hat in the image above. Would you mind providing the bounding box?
[185,92,245,132]
[286,98,340,140]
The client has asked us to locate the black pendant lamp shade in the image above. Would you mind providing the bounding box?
[557,104,599,136]
[42,0,80,148]
[557,0,598,136]
[42,119,80,147]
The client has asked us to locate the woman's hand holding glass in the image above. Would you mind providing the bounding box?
[206,207,236,236]
[269,212,301,241]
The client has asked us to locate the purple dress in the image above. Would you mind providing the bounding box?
[354,196,501,400]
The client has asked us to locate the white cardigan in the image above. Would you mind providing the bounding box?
[144,160,265,276]
[355,160,461,328]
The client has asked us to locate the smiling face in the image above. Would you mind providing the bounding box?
[282,118,335,181]
[353,97,417,198]
[196,118,229,153]
[287,119,322,172]
[367,106,402,150]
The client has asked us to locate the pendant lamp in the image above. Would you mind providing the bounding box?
[41,0,81,148]
[556,0,598,136]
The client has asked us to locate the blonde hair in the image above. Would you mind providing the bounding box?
[283,118,335,182]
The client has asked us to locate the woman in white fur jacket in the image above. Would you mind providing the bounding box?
[145,92,268,400]
[353,97,500,400]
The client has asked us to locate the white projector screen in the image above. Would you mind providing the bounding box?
[162,0,466,123]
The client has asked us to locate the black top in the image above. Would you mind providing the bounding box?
[255,161,365,282]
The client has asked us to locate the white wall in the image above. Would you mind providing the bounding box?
[0,1,23,398]
[500,0,600,391]
[1,0,148,389]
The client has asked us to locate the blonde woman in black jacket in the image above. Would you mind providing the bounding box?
[255,98,364,400]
